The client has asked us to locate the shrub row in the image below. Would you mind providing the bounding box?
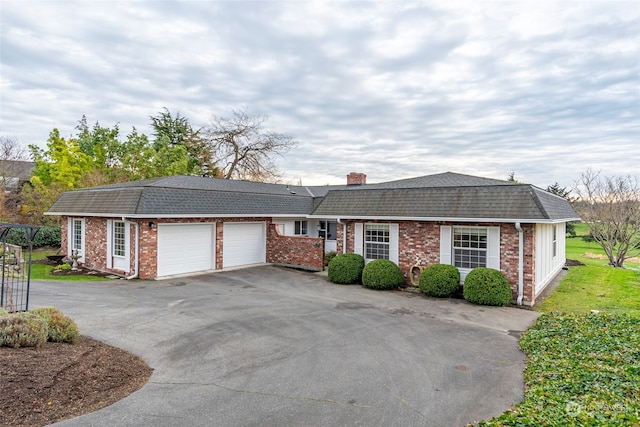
[0,306,79,348]
[327,254,513,306]
[5,226,61,248]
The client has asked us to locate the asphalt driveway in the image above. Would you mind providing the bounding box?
[30,266,539,427]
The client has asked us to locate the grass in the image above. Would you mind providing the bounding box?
[27,249,111,282]
[474,223,640,426]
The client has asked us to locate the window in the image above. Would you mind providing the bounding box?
[365,224,390,260]
[318,221,337,240]
[294,220,308,236]
[552,225,557,258]
[113,221,125,257]
[453,227,487,269]
[72,219,83,252]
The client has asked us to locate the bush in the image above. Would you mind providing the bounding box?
[328,253,365,284]
[0,307,7,316]
[5,226,61,248]
[31,306,79,343]
[463,268,512,306]
[361,259,405,290]
[324,251,337,267]
[0,312,48,348]
[419,264,460,297]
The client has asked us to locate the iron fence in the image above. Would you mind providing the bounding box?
[0,223,40,312]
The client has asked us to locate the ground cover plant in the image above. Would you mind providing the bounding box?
[29,249,113,282]
[475,313,640,426]
[475,223,640,425]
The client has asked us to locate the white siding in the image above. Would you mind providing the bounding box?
[535,223,566,296]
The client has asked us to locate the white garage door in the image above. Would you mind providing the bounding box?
[223,222,266,268]
[157,223,215,277]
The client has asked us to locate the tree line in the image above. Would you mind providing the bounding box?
[5,108,297,224]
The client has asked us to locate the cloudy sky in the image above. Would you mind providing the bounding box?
[1,1,638,188]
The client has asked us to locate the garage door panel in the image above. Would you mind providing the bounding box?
[158,224,215,276]
[223,223,265,268]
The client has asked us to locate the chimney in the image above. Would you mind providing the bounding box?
[347,172,367,186]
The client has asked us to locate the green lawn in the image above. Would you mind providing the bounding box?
[27,249,111,282]
[475,223,640,426]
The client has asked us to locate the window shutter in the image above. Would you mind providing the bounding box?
[354,223,363,256]
[389,223,399,264]
[106,220,113,269]
[440,226,452,265]
[487,226,500,270]
[67,217,73,257]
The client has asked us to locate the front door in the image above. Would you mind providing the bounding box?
[319,221,337,252]
[70,218,85,262]
[112,221,128,271]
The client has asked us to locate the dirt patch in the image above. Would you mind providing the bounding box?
[0,336,153,427]
[565,259,586,266]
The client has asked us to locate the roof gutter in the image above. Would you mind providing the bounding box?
[515,222,524,305]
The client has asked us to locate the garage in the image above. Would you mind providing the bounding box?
[223,222,266,268]
[157,223,215,277]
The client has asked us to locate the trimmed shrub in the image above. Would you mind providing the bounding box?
[419,264,460,297]
[31,306,79,343]
[328,253,365,284]
[324,251,337,267]
[463,268,513,306]
[361,259,405,290]
[0,312,48,348]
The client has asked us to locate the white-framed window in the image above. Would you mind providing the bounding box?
[319,221,337,241]
[113,221,126,257]
[453,227,487,269]
[72,219,83,252]
[552,225,557,258]
[294,220,308,236]
[365,224,390,260]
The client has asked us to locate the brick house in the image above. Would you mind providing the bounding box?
[46,172,579,306]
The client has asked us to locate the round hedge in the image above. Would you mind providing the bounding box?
[463,268,512,306]
[361,259,404,290]
[418,264,460,297]
[327,253,365,284]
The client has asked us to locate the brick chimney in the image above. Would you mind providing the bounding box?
[347,172,367,186]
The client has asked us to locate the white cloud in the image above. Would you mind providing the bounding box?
[0,0,638,190]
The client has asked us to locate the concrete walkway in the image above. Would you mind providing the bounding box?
[30,266,539,427]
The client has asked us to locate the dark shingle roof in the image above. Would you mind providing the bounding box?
[311,185,579,221]
[46,172,579,222]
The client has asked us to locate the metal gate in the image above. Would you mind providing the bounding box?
[0,223,40,312]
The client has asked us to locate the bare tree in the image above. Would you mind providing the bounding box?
[0,136,29,188]
[573,169,640,268]
[203,109,298,182]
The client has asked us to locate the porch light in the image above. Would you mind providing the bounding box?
[149,222,157,230]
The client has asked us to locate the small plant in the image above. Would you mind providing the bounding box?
[324,251,337,267]
[53,263,72,271]
[327,253,365,284]
[418,264,460,297]
[0,307,7,316]
[31,306,79,343]
[361,259,405,290]
[0,312,48,348]
[463,268,512,306]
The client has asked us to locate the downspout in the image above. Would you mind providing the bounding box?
[336,218,346,254]
[515,222,524,305]
[126,220,139,280]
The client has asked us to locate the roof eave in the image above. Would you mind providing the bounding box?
[307,214,581,223]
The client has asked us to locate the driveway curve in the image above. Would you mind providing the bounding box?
[31,266,539,427]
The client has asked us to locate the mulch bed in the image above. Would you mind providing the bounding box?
[0,336,153,427]
[32,258,122,279]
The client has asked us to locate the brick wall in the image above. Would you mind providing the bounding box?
[266,224,324,271]
[341,220,538,304]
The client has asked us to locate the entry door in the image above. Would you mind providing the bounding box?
[319,221,337,252]
[111,221,128,270]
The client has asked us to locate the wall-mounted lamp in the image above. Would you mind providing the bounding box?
[149,222,157,230]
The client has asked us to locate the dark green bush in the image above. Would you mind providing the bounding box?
[328,253,365,284]
[324,251,337,267]
[361,259,404,290]
[463,268,513,306]
[419,264,460,297]
[0,312,48,348]
[5,226,61,248]
[31,306,79,344]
